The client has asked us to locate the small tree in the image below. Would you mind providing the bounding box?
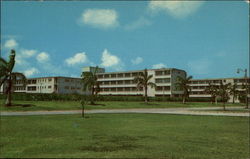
[134,69,157,103]
[81,66,100,105]
[204,82,219,105]
[176,75,193,104]
[218,81,231,111]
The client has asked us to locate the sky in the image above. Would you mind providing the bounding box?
[1,0,249,79]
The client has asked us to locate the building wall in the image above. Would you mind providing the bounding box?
[189,78,250,103]
[96,68,186,97]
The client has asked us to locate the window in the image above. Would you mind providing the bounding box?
[48,86,52,89]
[125,73,131,77]
[27,86,36,91]
[111,74,116,78]
[117,81,123,85]
[65,86,69,89]
[104,74,110,78]
[117,73,123,78]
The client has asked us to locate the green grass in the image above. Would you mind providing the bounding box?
[0,100,245,111]
[0,114,248,158]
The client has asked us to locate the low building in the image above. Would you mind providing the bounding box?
[189,77,250,103]
[0,76,87,95]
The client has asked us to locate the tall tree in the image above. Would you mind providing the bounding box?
[229,83,240,104]
[134,69,156,103]
[204,82,219,105]
[176,75,193,104]
[0,50,15,87]
[218,81,231,110]
[81,66,100,105]
[0,50,26,106]
[5,72,26,106]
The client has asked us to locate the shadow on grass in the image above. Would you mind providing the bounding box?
[88,103,106,106]
[80,135,150,152]
[8,103,35,107]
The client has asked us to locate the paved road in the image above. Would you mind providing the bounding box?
[1,107,249,117]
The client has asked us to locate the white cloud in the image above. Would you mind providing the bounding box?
[36,52,49,63]
[100,49,123,70]
[65,52,88,66]
[4,39,18,49]
[20,49,37,58]
[131,57,143,65]
[148,1,204,19]
[152,63,166,69]
[187,59,212,75]
[125,17,152,30]
[24,68,39,77]
[79,9,119,29]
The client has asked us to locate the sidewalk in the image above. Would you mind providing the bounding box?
[1,107,249,117]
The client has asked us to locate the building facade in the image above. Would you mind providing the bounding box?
[95,68,186,97]
[189,77,250,103]
[0,76,86,95]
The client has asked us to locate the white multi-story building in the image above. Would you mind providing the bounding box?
[189,77,250,102]
[0,76,87,95]
[94,68,186,97]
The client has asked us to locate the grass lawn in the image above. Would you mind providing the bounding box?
[0,114,249,158]
[0,100,245,111]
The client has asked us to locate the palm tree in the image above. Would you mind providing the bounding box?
[204,82,219,105]
[0,50,27,106]
[176,75,193,104]
[218,81,231,111]
[134,69,156,103]
[81,66,100,105]
[229,83,240,104]
[0,50,15,86]
[4,72,26,106]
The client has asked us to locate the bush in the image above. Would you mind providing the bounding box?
[0,93,225,103]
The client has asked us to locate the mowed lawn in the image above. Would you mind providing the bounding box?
[0,100,245,111]
[0,114,249,158]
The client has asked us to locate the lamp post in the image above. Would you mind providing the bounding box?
[237,68,248,108]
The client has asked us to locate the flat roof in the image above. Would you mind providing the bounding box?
[28,76,81,80]
[96,68,186,74]
[190,77,250,81]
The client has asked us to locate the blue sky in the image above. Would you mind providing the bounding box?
[1,1,249,79]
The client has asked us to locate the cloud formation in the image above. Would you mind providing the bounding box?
[152,63,166,69]
[100,49,123,70]
[148,1,204,19]
[36,52,50,63]
[125,17,152,30]
[65,52,88,66]
[4,39,18,49]
[131,57,143,65]
[24,67,39,77]
[79,9,119,29]
[20,49,37,58]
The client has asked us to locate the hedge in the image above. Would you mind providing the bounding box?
[0,93,220,102]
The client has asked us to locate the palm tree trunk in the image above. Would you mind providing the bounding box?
[90,86,95,105]
[223,102,226,111]
[215,96,218,105]
[232,95,235,104]
[182,96,185,104]
[145,86,148,103]
[5,76,12,107]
